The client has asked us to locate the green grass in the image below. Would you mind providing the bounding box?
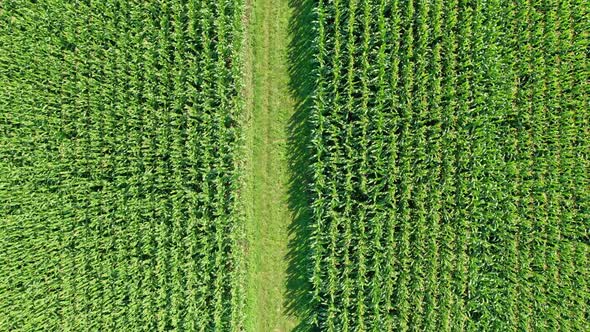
[242,0,299,330]
[307,0,589,330]
[0,1,245,330]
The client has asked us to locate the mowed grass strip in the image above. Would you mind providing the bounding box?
[0,1,245,330]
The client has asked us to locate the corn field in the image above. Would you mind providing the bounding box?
[0,1,245,330]
[0,0,588,331]
[308,0,589,330]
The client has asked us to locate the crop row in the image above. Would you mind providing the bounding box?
[308,0,589,330]
[0,1,245,330]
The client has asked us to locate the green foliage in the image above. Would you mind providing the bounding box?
[0,0,245,330]
[1,0,588,330]
[308,0,590,330]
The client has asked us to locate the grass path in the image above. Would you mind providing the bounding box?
[243,0,298,330]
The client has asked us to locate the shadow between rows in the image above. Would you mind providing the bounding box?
[284,0,319,330]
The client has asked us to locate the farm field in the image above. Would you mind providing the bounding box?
[0,0,589,331]
[1,1,245,330]
[306,0,589,330]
